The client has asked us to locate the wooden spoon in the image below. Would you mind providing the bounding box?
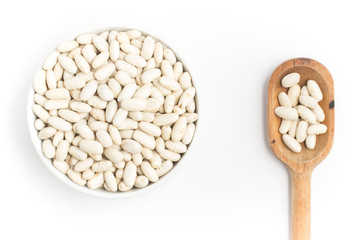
[267,58,335,240]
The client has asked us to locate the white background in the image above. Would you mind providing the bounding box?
[1,0,359,239]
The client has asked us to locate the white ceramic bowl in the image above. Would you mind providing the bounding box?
[27,27,199,198]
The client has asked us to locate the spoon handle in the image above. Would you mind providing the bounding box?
[291,170,312,240]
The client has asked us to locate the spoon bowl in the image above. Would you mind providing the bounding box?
[268,58,334,170]
[267,58,334,240]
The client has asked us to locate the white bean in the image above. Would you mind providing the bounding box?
[139,122,161,137]
[76,33,95,44]
[133,130,156,149]
[307,80,323,102]
[141,36,155,60]
[125,54,147,68]
[115,60,138,77]
[109,40,120,61]
[117,83,137,102]
[104,147,124,163]
[274,107,298,120]
[48,116,72,131]
[108,78,122,97]
[69,146,87,161]
[156,160,173,177]
[134,84,152,98]
[287,85,301,106]
[313,106,325,122]
[77,124,95,140]
[153,113,179,126]
[82,44,97,63]
[307,124,327,135]
[141,161,159,182]
[171,117,187,142]
[142,148,153,160]
[156,137,165,153]
[281,72,300,88]
[165,140,187,153]
[46,70,57,89]
[70,101,92,113]
[154,42,163,64]
[92,35,109,52]
[58,109,80,123]
[279,119,292,134]
[79,139,103,155]
[128,111,143,121]
[64,77,85,90]
[159,149,181,162]
[88,96,107,109]
[159,76,181,91]
[278,92,291,107]
[109,125,122,145]
[74,54,91,73]
[178,87,196,108]
[179,72,192,90]
[120,43,140,54]
[55,140,70,161]
[38,127,57,140]
[117,32,130,44]
[141,68,161,85]
[115,71,134,85]
[67,169,86,185]
[82,169,95,180]
[97,83,114,101]
[34,94,48,106]
[305,134,316,149]
[92,160,112,172]
[299,95,318,109]
[43,51,60,70]
[57,40,79,53]
[164,95,175,113]
[104,171,118,192]
[181,113,198,123]
[89,121,108,131]
[288,119,299,138]
[301,86,310,96]
[53,159,69,174]
[33,104,50,122]
[44,99,69,110]
[33,70,47,95]
[87,172,104,189]
[95,63,115,82]
[282,134,301,153]
[161,125,171,141]
[34,119,46,130]
[296,120,308,143]
[42,139,56,158]
[46,88,70,100]
[58,55,77,74]
[118,181,132,191]
[163,49,176,65]
[297,106,317,124]
[112,109,128,128]
[121,139,142,154]
[134,175,149,188]
[74,158,94,172]
[92,51,109,68]
[124,161,137,187]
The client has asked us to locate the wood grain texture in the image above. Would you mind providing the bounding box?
[267,58,335,240]
[291,170,312,240]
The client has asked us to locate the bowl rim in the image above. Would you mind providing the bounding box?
[27,27,199,199]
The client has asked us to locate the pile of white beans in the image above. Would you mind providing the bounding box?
[32,29,197,192]
[275,73,326,153]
